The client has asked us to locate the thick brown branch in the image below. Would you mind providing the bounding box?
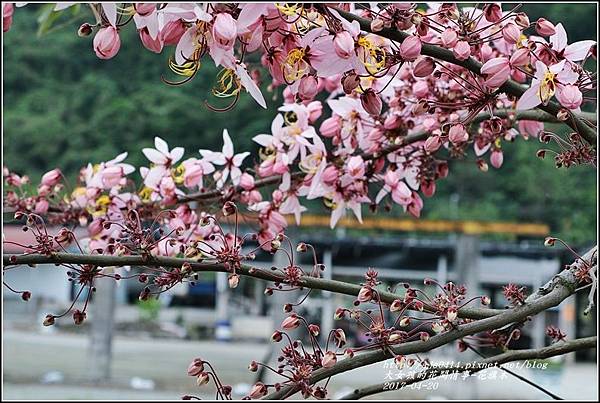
[1,252,500,320]
[340,336,597,400]
[333,7,597,147]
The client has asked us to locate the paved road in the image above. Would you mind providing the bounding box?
[3,329,597,400]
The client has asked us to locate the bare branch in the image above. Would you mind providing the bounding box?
[340,336,597,400]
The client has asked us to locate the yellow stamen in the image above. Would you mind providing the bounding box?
[212,68,241,98]
[539,71,556,105]
[357,36,386,75]
[275,3,302,17]
[88,194,111,217]
[283,48,309,83]
[172,164,185,185]
[139,186,154,203]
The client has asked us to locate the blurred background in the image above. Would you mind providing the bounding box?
[2,3,597,400]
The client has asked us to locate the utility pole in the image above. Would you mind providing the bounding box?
[88,274,117,383]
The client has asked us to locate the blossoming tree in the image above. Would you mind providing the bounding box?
[2,2,598,400]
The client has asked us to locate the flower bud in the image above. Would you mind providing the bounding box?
[448,124,468,145]
[370,18,385,32]
[248,361,258,372]
[400,35,422,61]
[271,330,283,342]
[333,30,354,59]
[281,314,300,330]
[222,201,236,216]
[490,149,504,168]
[413,57,435,78]
[483,3,502,22]
[321,351,337,368]
[93,25,121,59]
[419,332,430,341]
[544,237,556,247]
[78,23,93,37]
[481,295,491,305]
[187,358,205,376]
[360,89,382,116]
[453,41,471,61]
[73,309,86,325]
[502,23,521,44]
[228,273,239,289]
[43,314,55,327]
[536,18,556,36]
[341,72,360,94]
[390,299,403,312]
[298,75,319,101]
[196,372,210,386]
[41,169,62,187]
[308,324,320,336]
[21,291,31,301]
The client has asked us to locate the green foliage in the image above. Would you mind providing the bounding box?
[2,4,597,245]
[136,298,162,323]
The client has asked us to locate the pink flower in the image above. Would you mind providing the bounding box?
[134,3,155,16]
[556,84,582,110]
[142,137,184,190]
[536,18,556,36]
[101,165,124,188]
[518,120,544,139]
[490,149,504,168]
[517,60,575,110]
[3,3,14,32]
[212,13,237,49]
[139,27,163,53]
[480,57,510,88]
[448,124,468,145]
[333,30,354,59]
[93,25,121,59]
[41,169,62,187]
[357,286,373,302]
[424,136,441,153]
[510,48,530,67]
[200,129,249,187]
[400,35,421,61]
[453,40,471,61]
[549,23,596,63]
[346,156,365,179]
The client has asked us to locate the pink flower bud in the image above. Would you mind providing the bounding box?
[510,48,530,67]
[320,116,341,137]
[412,81,429,98]
[448,124,468,145]
[483,3,502,22]
[3,3,14,33]
[321,351,337,368]
[34,199,49,214]
[360,89,382,116]
[196,372,209,386]
[515,13,530,29]
[93,26,121,59]
[333,329,346,347]
[139,27,163,53]
[480,57,510,88]
[341,72,360,94]
[333,30,354,59]
[413,57,435,77]
[502,23,521,44]
[518,120,543,139]
[400,35,422,61]
[134,3,156,16]
[536,18,556,36]
[357,286,373,302]
[557,85,583,110]
[281,314,300,330]
[228,273,239,288]
[239,172,255,190]
[306,100,323,122]
[41,169,62,187]
[212,13,237,48]
[249,382,267,399]
[384,114,401,130]
[370,18,384,32]
[187,358,205,376]
[298,75,319,101]
[161,19,186,46]
[446,306,458,322]
[441,28,458,48]
[453,41,471,61]
[490,149,504,168]
[424,135,441,153]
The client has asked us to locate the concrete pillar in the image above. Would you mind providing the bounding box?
[88,275,116,383]
[436,254,448,285]
[455,234,481,298]
[215,271,232,341]
[320,249,334,343]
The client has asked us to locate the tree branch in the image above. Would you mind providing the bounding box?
[333,7,598,147]
[263,245,596,400]
[340,336,597,400]
[2,252,500,320]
